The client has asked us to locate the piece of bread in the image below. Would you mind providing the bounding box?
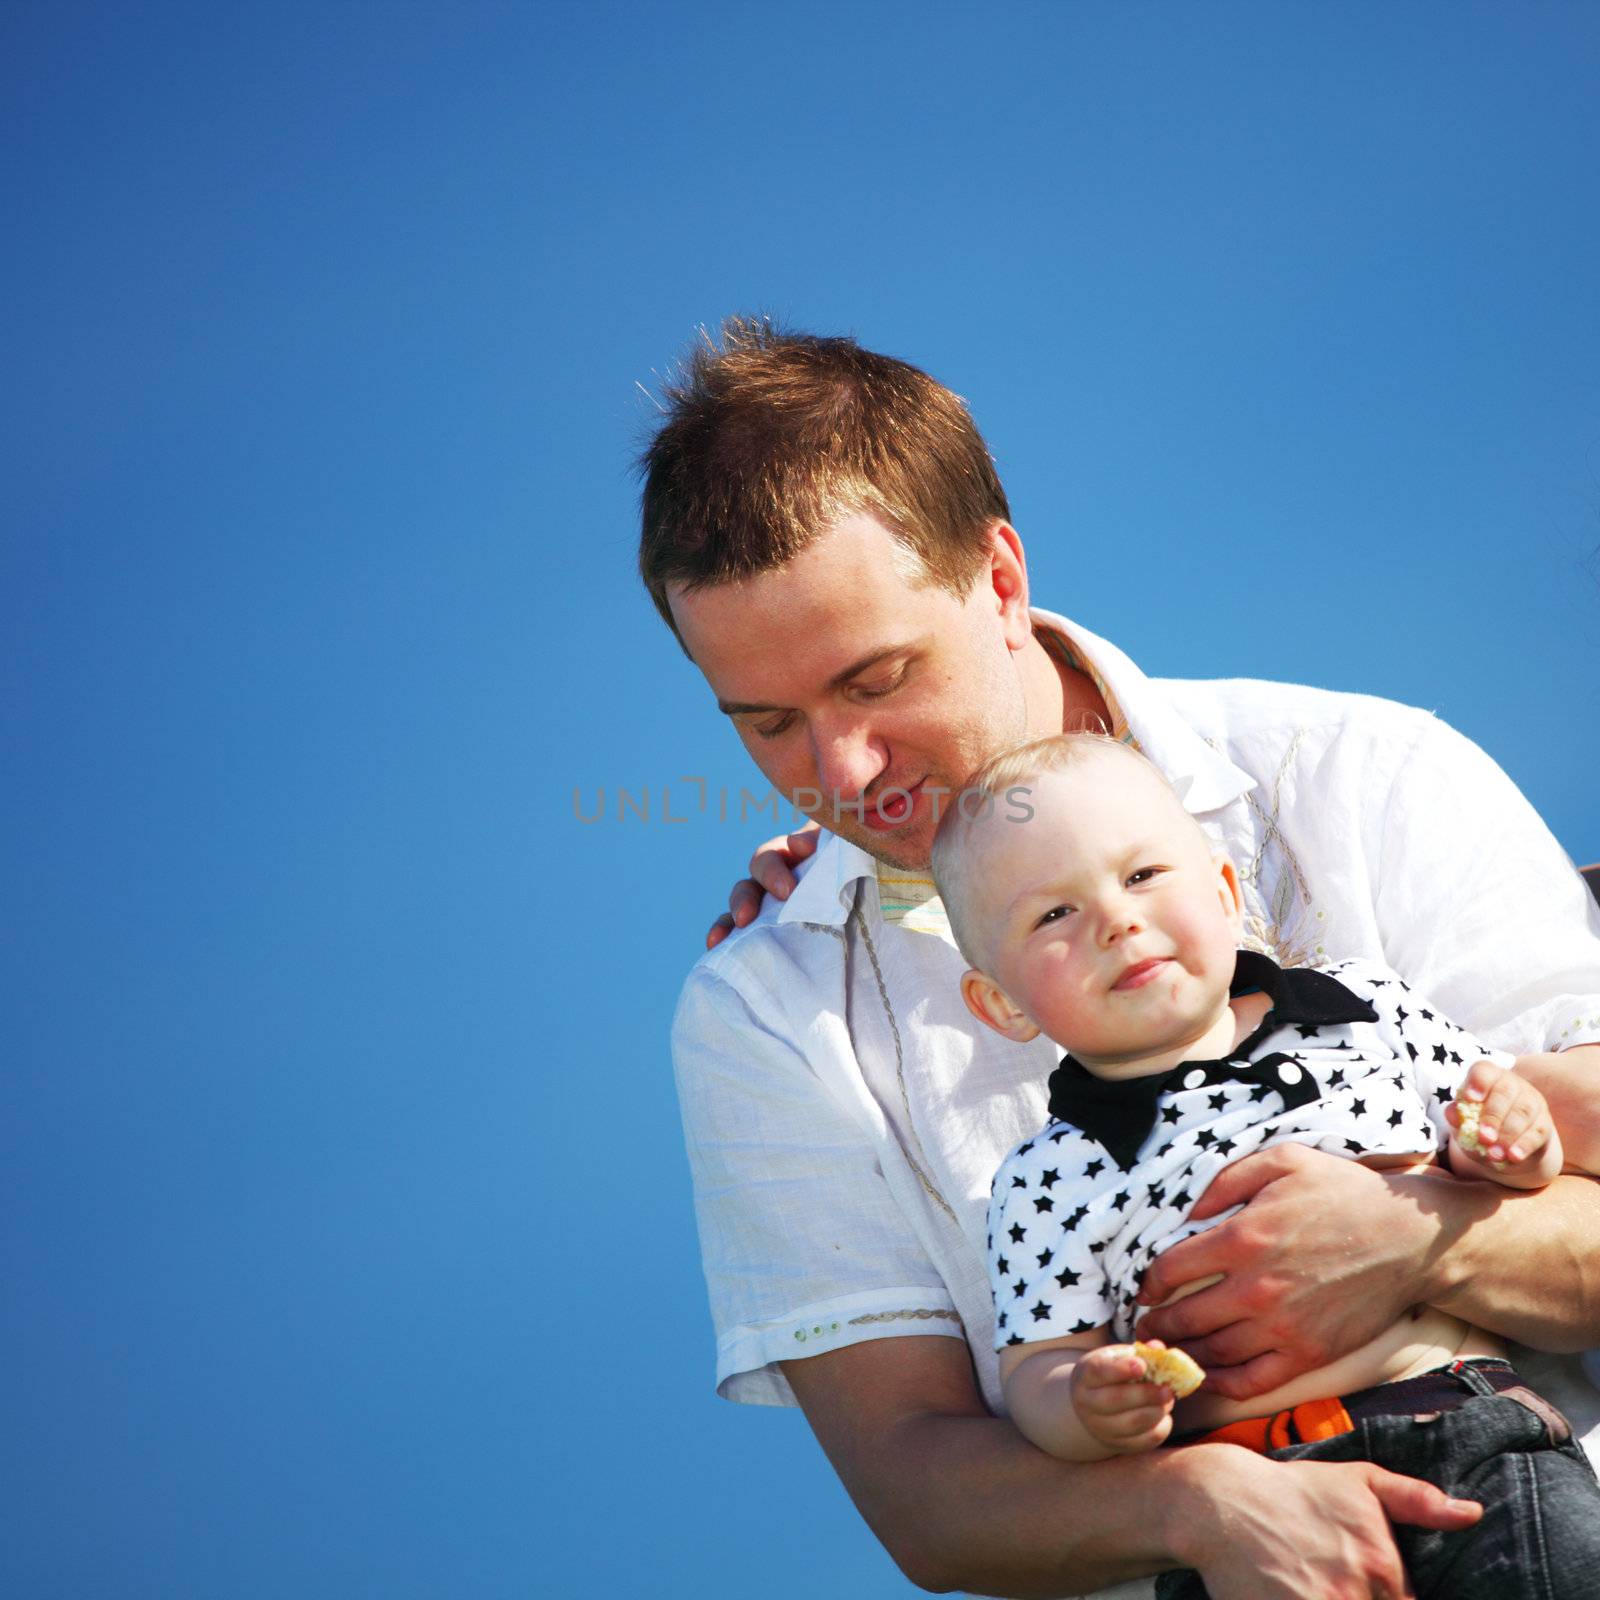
[1134,1341,1205,1398]
[1453,1097,1507,1168]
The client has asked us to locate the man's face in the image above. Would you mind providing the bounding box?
[668,512,1036,870]
[964,755,1242,1071]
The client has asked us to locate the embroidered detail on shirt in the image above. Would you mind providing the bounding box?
[846,1307,963,1328]
[1234,731,1326,967]
[853,892,960,1225]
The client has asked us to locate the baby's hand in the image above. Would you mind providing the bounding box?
[1447,1060,1564,1189]
[1071,1343,1177,1453]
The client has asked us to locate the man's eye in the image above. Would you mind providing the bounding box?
[854,667,908,701]
[753,715,795,740]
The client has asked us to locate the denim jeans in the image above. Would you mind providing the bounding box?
[1156,1365,1600,1599]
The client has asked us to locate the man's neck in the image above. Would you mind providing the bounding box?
[1024,626,1110,736]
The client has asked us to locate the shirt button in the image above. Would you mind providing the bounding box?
[1278,1063,1303,1084]
[1183,1069,1206,1089]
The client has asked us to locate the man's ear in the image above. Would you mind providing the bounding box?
[1215,854,1244,935]
[960,968,1041,1043]
[986,522,1034,653]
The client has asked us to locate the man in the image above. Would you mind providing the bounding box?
[639,320,1600,1599]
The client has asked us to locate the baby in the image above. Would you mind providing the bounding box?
[929,732,1600,1597]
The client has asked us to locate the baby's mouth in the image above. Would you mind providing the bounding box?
[1112,957,1170,991]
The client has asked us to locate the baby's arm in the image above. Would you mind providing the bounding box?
[1000,1330,1179,1462]
[1342,960,1583,1191]
[1445,1058,1564,1187]
[1446,1048,1600,1186]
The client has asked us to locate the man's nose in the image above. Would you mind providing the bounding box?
[811,717,889,802]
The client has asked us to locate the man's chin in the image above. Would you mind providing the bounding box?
[822,816,935,873]
[820,778,950,869]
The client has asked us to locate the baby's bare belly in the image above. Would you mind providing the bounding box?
[1172,1305,1507,1432]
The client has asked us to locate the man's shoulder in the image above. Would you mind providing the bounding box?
[1153,676,1445,792]
[674,840,853,1015]
[1155,673,1437,744]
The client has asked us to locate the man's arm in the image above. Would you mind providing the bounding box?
[1136,1139,1600,1401]
[781,1335,1479,1599]
[677,966,1478,1597]
[1513,1044,1600,1175]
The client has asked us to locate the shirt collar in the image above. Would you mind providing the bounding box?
[776,830,879,928]
[1028,608,1254,815]
[1043,952,1380,1170]
[776,606,1258,930]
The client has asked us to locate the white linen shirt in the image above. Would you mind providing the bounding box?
[671,609,1600,1594]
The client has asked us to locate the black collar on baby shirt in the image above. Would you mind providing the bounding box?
[1044,951,1380,1172]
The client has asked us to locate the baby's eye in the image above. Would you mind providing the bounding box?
[1034,904,1073,929]
[1127,867,1164,886]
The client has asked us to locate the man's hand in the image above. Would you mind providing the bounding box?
[1071,1344,1175,1453]
[1134,1144,1437,1401]
[1446,1059,1563,1188]
[781,1334,1478,1598]
[1173,1447,1482,1600]
[705,822,821,949]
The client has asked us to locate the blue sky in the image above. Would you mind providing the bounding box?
[4,3,1599,1595]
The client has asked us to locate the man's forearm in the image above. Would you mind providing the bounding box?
[1518,1044,1600,1176]
[783,1335,1478,1598]
[837,1406,1213,1597]
[1407,1163,1600,1351]
[1411,1042,1600,1348]
[783,1338,1218,1596]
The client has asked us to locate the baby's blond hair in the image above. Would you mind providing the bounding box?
[930,732,1189,974]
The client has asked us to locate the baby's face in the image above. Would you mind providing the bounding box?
[963,754,1242,1071]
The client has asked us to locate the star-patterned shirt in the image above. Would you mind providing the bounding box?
[987,952,1515,1348]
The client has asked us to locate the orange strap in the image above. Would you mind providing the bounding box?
[1188,1396,1355,1454]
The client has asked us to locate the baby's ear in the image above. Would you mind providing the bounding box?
[960,970,1041,1043]
[1215,854,1244,931]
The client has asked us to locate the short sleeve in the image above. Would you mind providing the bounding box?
[987,1130,1117,1348]
[673,966,959,1407]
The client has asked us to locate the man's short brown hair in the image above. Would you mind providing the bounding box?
[637,318,1011,640]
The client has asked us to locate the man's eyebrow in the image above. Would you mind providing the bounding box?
[715,646,910,716]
